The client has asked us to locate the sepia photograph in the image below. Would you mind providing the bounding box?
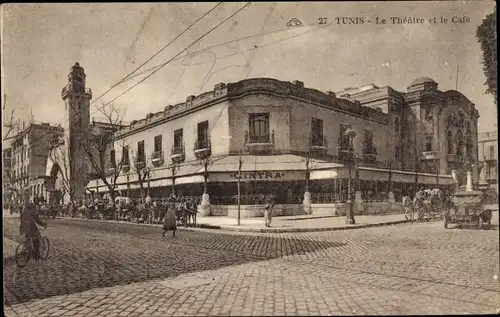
[2,1,498,316]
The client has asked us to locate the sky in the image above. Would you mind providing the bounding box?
[1,2,497,138]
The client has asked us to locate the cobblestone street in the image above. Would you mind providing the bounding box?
[3,215,500,316]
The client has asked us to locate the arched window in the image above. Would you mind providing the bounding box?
[466,131,473,158]
[447,130,454,155]
[456,130,463,156]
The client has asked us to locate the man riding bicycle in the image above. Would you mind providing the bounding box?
[19,191,47,259]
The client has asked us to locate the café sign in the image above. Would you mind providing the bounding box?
[209,170,306,182]
[231,171,286,180]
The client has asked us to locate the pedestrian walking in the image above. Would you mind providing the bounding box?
[403,192,414,222]
[162,197,177,238]
[264,197,275,227]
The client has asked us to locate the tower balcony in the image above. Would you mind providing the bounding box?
[244,131,275,155]
[194,140,211,160]
[171,144,185,164]
[151,150,164,167]
[309,136,328,156]
[421,151,440,160]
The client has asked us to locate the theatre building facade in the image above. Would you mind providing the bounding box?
[86,77,479,217]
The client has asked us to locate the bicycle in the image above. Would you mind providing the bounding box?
[15,226,50,268]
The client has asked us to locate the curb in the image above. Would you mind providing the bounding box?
[198,220,411,233]
[54,217,411,233]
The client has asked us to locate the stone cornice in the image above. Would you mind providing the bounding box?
[114,78,389,140]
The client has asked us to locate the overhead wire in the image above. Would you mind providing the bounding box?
[23,3,250,152]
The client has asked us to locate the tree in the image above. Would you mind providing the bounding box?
[81,102,126,203]
[131,149,151,202]
[48,135,88,203]
[476,10,497,103]
[2,93,17,142]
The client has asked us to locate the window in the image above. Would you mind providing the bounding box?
[174,129,183,150]
[197,121,209,144]
[456,130,463,156]
[339,124,352,150]
[154,135,162,153]
[395,145,401,161]
[447,130,454,154]
[424,107,432,121]
[425,135,433,152]
[249,113,270,143]
[137,141,145,162]
[394,117,400,133]
[466,135,473,157]
[311,118,324,146]
[110,150,116,167]
[363,130,375,154]
[121,146,130,165]
[489,145,495,159]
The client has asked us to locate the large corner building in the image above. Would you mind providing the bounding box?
[79,70,480,217]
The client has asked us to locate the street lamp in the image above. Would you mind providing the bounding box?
[343,128,357,225]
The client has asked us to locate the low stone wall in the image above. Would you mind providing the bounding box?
[335,202,404,216]
[205,202,404,218]
[209,204,306,218]
[310,202,404,216]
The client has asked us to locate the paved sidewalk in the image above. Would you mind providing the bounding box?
[196,213,411,232]
[58,213,412,233]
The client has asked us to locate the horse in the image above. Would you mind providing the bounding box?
[115,196,134,221]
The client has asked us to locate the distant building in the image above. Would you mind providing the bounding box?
[478,130,498,194]
[4,122,64,204]
[83,76,479,217]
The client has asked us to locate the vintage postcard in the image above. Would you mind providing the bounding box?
[2,2,498,316]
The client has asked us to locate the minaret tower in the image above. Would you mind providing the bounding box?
[61,62,93,201]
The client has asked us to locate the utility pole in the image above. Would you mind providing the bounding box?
[455,65,460,90]
[414,130,419,197]
[237,150,242,226]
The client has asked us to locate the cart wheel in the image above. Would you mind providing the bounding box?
[444,216,448,229]
[478,217,483,230]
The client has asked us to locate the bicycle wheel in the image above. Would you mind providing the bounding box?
[15,242,31,268]
[39,237,50,260]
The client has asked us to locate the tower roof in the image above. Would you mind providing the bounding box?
[410,77,436,86]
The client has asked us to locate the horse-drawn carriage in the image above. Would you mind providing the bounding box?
[405,189,448,222]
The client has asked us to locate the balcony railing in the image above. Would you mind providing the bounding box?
[244,131,275,154]
[194,139,211,160]
[134,155,146,169]
[362,144,377,164]
[171,144,185,156]
[151,150,164,167]
[421,151,439,160]
[309,136,327,147]
[194,139,210,151]
[245,131,275,144]
[483,154,497,162]
[171,144,186,163]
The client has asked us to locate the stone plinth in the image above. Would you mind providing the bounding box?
[355,191,364,213]
[452,190,483,215]
[303,191,312,215]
